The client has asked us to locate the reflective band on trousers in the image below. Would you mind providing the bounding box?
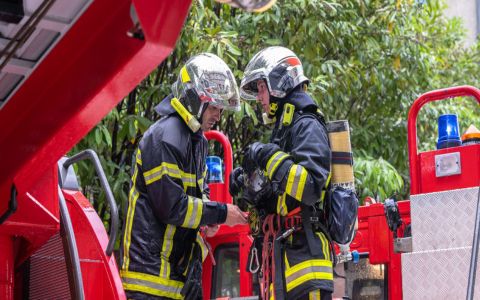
[286,164,308,201]
[121,271,183,299]
[285,260,333,292]
[266,151,290,179]
[181,196,203,228]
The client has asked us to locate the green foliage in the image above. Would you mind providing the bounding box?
[72,0,480,230]
[354,151,404,203]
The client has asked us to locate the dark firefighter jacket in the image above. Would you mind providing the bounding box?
[266,88,334,299]
[120,95,227,299]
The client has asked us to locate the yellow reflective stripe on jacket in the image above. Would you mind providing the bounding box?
[309,289,322,300]
[160,225,176,279]
[285,164,308,201]
[196,232,208,262]
[182,172,196,191]
[198,168,207,192]
[276,193,288,216]
[121,270,183,300]
[122,164,140,270]
[266,151,290,179]
[317,232,330,260]
[181,196,203,229]
[320,173,332,202]
[285,259,333,292]
[143,162,196,191]
[136,148,142,166]
[144,162,181,183]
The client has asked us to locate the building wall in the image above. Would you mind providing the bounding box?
[444,0,478,46]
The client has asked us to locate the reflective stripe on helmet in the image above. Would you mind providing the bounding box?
[180,65,191,83]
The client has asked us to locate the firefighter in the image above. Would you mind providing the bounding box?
[215,0,277,12]
[120,53,247,300]
[233,46,333,300]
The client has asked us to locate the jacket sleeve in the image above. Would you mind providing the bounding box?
[267,116,331,206]
[140,140,226,229]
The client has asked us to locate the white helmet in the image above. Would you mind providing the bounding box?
[172,53,240,119]
[240,46,308,100]
[215,0,277,12]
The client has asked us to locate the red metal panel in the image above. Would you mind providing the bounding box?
[418,144,480,194]
[28,234,71,299]
[367,216,391,264]
[0,0,192,203]
[0,167,59,266]
[63,190,125,300]
[0,235,14,300]
[350,201,410,300]
[202,224,252,299]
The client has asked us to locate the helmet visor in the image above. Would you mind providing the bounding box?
[195,70,240,111]
[240,69,267,101]
[216,0,276,12]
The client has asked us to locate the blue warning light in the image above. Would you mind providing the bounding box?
[206,156,223,183]
[437,114,462,149]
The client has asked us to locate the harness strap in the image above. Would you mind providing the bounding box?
[301,206,323,256]
[273,237,286,300]
[261,214,282,300]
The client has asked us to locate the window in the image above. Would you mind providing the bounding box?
[211,244,240,298]
[334,257,386,300]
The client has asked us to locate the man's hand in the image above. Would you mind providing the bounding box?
[204,224,220,237]
[224,204,248,227]
[229,167,245,197]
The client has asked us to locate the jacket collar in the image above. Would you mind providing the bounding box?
[154,94,176,116]
[274,88,317,119]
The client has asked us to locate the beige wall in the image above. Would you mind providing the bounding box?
[444,0,478,46]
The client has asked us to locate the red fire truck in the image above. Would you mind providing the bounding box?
[1,1,479,299]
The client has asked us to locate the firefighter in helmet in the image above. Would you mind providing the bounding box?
[231,46,333,299]
[120,53,247,300]
[215,0,277,12]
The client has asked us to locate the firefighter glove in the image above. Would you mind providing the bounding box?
[243,180,275,207]
[229,167,245,197]
[243,142,281,171]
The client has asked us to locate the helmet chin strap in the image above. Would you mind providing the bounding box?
[197,102,208,125]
